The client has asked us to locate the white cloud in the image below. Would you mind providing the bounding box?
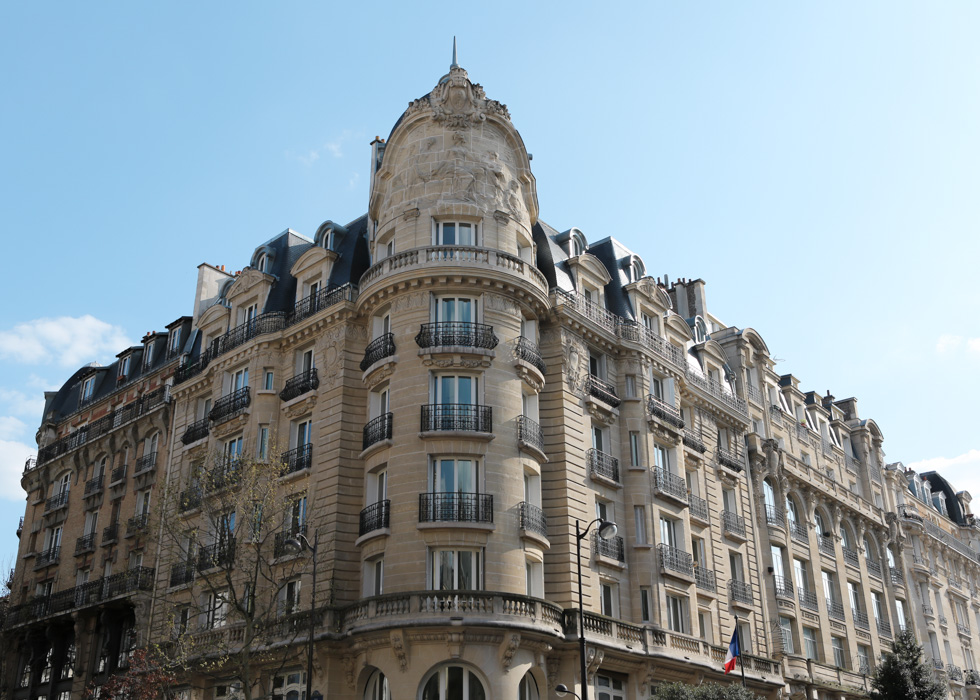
[287,130,359,167]
[0,417,27,441]
[968,338,980,355]
[0,388,45,419]
[907,449,980,495]
[0,439,34,502]
[0,315,131,368]
[936,334,962,353]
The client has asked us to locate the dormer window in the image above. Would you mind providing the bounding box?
[169,328,181,357]
[434,221,476,246]
[143,342,155,369]
[570,229,587,256]
[118,356,131,381]
[629,256,645,281]
[256,253,268,273]
[80,376,96,406]
[693,317,708,343]
[934,492,947,516]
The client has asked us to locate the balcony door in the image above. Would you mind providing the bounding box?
[433,375,476,406]
[432,458,477,495]
[435,297,473,324]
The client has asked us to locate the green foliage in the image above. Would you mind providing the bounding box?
[652,681,765,700]
[869,630,947,700]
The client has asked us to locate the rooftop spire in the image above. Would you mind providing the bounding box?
[451,36,459,69]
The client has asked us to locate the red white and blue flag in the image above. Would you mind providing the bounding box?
[724,629,740,674]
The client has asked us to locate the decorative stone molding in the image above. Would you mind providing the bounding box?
[499,633,521,670]
[586,648,604,683]
[406,66,511,128]
[284,395,317,419]
[390,630,408,672]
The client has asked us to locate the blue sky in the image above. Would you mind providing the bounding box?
[1,2,979,567]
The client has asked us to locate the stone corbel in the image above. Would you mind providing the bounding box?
[343,656,357,689]
[499,634,521,671]
[493,210,510,224]
[448,631,465,659]
[391,630,409,672]
[586,648,604,684]
[403,208,420,220]
[546,653,562,692]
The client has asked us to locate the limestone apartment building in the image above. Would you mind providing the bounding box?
[6,60,980,700]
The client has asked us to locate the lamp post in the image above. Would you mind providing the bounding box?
[574,518,618,700]
[284,529,319,700]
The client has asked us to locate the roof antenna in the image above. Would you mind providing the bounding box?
[451,36,459,69]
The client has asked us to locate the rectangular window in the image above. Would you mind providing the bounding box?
[779,616,795,654]
[666,595,686,633]
[280,579,302,616]
[803,627,818,660]
[434,221,476,246]
[430,549,482,591]
[205,591,228,629]
[634,506,647,545]
[698,610,712,642]
[264,370,274,391]
[625,375,637,398]
[258,426,269,461]
[653,444,670,472]
[738,622,752,654]
[600,583,616,617]
[832,636,847,668]
[729,552,744,582]
[723,488,738,513]
[629,432,640,466]
[232,367,249,391]
[640,587,652,622]
[857,644,870,674]
[659,517,677,548]
[525,559,543,598]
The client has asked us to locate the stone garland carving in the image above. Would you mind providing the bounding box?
[546,653,562,691]
[485,293,520,316]
[391,291,429,313]
[343,656,357,689]
[390,630,408,672]
[499,634,521,671]
[405,66,511,127]
[585,648,604,683]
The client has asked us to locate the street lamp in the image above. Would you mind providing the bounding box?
[555,684,582,700]
[284,530,319,700]
[574,518,618,700]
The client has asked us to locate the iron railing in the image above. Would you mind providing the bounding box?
[204,458,241,492]
[683,429,707,453]
[209,387,251,424]
[198,539,236,571]
[890,566,905,584]
[180,488,202,512]
[773,575,794,599]
[587,375,621,408]
[694,566,716,591]
[588,448,620,483]
[415,322,499,350]
[35,546,61,568]
[690,495,709,522]
[798,588,819,611]
[765,504,784,527]
[947,665,963,682]
[127,514,149,536]
[647,395,684,428]
[853,608,870,630]
[362,413,393,450]
[75,534,96,554]
[134,451,156,475]
[219,313,288,355]
[181,418,210,444]
[769,406,783,425]
[877,618,893,638]
[288,284,357,324]
[359,500,390,536]
[519,501,547,538]
[818,534,836,556]
[843,547,860,568]
[102,522,119,544]
[420,404,492,433]
[169,562,196,587]
[279,368,319,402]
[729,580,753,605]
[84,475,104,495]
[653,468,687,502]
[722,511,746,538]
[517,415,544,453]
[717,448,743,472]
[45,491,70,513]
[685,370,748,416]
[827,598,845,621]
[110,463,127,485]
[866,558,882,578]
[515,336,546,374]
[658,544,694,577]
[361,333,396,371]
[280,444,313,475]
[790,520,809,545]
[593,533,625,562]
[419,492,493,524]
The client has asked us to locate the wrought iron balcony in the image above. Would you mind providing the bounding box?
[127,513,149,536]
[204,458,241,493]
[587,375,621,408]
[827,598,845,621]
[36,546,61,568]
[517,415,544,454]
[722,510,746,538]
[768,405,783,425]
[515,336,546,375]
[84,474,104,496]
[717,448,743,472]
[209,387,251,424]
[415,322,499,350]
[588,448,619,483]
[593,532,625,562]
[418,492,493,524]
[169,562,196,587]
[102,522,119,545]
[362,413,393,450]
[818,534,836,556]
[647,395,684,428]
[878,618,893,638]
[690,495,709,522]
[658,543,694,577]
[274,524,307,558]
[279,368,319,402]
[181,418,210,445]
[853,608,870,630]
[765,504,784,527]
[420,404,492,433]
[932,658,945,671]
[198,539,236,571]
[220,313,287,354]
[134,451,157,475]
[957,623,971,636]
[683,429,707,453]
[773,575,794,599]
[843,547,860,567]
[729,579,753,605]
[361,333,396,371]
[798,587,819,611]
[359,500,390,536]
[866,558,882,578]
[695,566,716,591]
[790,521,809,545]
[947,665,963,682]
[898,503,923,522]
[45,491,69,513]
[110,463,127,485]
[685,370,748,416]
[280,444,313,476]
[180,487,202,512]
[288,284,356,325]
[653,468,687,502]
[519,501,547,538]
[75,533,96,555]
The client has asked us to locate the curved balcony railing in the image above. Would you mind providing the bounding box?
[717,448,744,472]
[359,500,391,536]
[765,504,784,527]
[593,532,625,562]
[361,333,396,371]
[588,448,619,483]
[658,544,694,577]
[35,546,61,568]
[515,336,546,375]
[773,575,794,599]
[420,404,492,434]
[363,413,393,450]
[209,387,251,424]
[653,468,687,502]
[722,510,746,538]
[587,375,621,408]
[519,501,547,538]
[729,580,753,605]
[415,322,499,350]
[648,395,684,428]
[418,492,493,524]
[683,429,706,453]
[279,368,319,402]
[517,415,544,454]
[181,418,210,445]
[280,444,313,476]
[198,539,236,571]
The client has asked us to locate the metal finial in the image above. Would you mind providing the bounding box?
[451,36,459,69]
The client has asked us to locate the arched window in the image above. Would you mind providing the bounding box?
[420,665,486,700]
[839,524,851,550]
[863,536,878,564]
[785,495,799,528]
[813,510,826,536]
[365,670,390,700]
[763,480,776,511]
[256,253,268,273]
[519,673,539,700]
[693,317,707,343]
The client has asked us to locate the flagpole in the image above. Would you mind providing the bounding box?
[734,614,746,688]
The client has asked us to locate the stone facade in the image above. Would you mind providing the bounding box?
[5,59,980,700]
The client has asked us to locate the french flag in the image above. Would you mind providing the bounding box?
[724,629,740,674]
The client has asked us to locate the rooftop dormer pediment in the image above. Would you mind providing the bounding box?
[567,253,612,288]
